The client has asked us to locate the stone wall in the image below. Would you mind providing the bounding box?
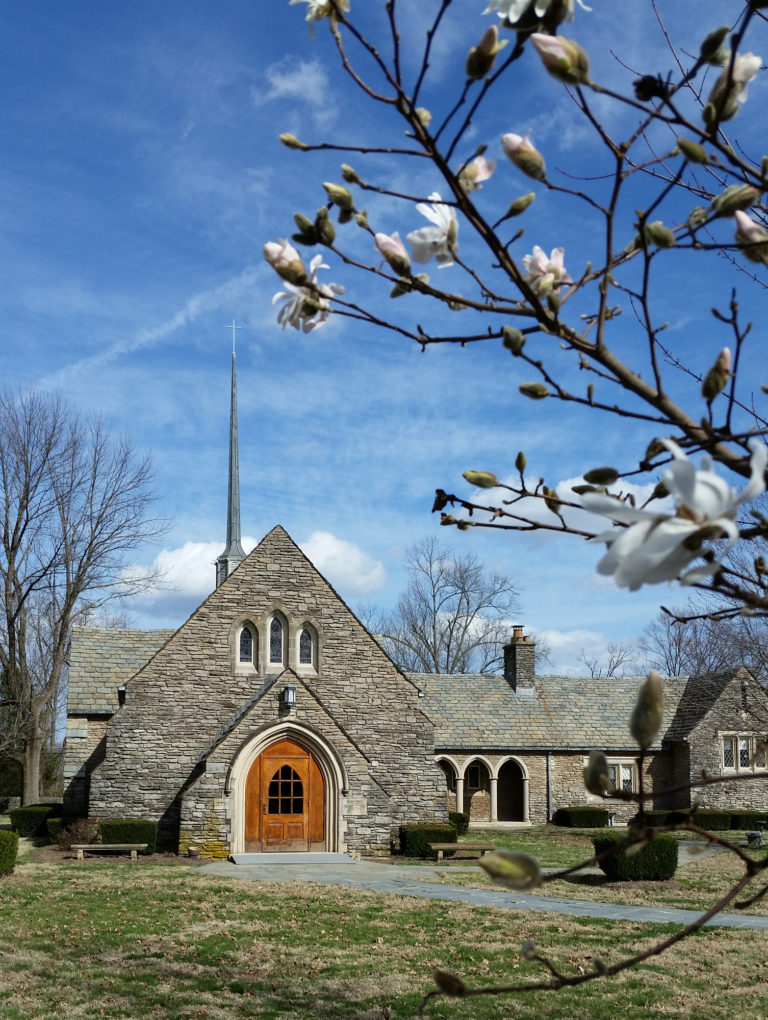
[87,528,445,854]
[62,715,109,817]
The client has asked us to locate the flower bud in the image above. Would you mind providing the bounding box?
[463,470,499,489]
[341,164,362,185]
[292,212,317,246]
[479,850,542,889]
[584,750,614,796]
[515,450,527,474]
[375,232,411,277]
[501,132,546,181]
[543,485,560,515]
[677,138,709,164]
[263,239,308,286]
[415,107,432,127]
[314,206,336,246]
[644,220,676,248]
[735,210,768,264]
[519,382,549,399]
[458,154,496,193]
[583,467,619,485]
[323,182,355,212]
[505,193,536,218]
[279,133,308,150]
[701,347,731,402]
[700,26,730,65]
[530,33,590,86]
[502,326,526,354]
[630,671,664,750]
[711,184,761,217]
[466,25,508,79]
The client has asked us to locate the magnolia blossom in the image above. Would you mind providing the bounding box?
[484,0,590,23]
[734,210,768,264]
[708,52,762,113]
[502,131,546,180]
[458,154,496,193]
[581,440,768,591]
[289,0,349,36]
[521,245,572,296]
[263,238,307,285]
[272,254,345,332]
[374,231,411,275]
[530,32,590,84]
[406,193,459,267]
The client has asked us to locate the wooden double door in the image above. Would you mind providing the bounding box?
[245,740,325,852]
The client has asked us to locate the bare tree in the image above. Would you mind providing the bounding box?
[0,390,165,804]
[640,608,768,679]
[579,640,638,679]
[375,538,520,674]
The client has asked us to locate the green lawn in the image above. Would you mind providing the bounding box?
[1,861,767,1019]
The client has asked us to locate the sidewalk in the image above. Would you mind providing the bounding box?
[197,845,768,931]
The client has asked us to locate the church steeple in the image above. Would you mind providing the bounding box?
[216,332,246,587]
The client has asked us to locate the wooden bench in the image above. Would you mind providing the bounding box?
[428,842,495,863]
[71,843,148,861]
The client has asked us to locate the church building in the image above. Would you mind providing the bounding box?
[63,357,768,857]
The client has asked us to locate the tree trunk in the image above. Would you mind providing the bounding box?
[22,730,43,805]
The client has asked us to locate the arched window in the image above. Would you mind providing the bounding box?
[269,617,284,664]
[239,626,254,663]
[299,627,313,665]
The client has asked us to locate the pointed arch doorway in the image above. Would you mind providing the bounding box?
[245,739,325,851]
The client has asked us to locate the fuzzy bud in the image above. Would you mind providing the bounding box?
[502,326,526,354]
[505,193,536,218]
[279,133,308,150]
[543,485,560,516]
[644,220,676,248]
[530,33,590,86]
[415,107,432,127]
[323,182,355,212]
[515,450,527,474]
[263,239,308,286]
[341,164,362,185]
[463,470,499,489]
[466,25,508,80]
[583,467,619,485]
[711,184,761,217]
[314,206,336,246]
[630,671,664,751]
[700,26,730,65]
[501,132,546,181]
[584,750,614,796]
[735,210,768,264]
[677,138,709,164]
[519,382,549,400]
[701,346,731,402]
[479,850,543,889]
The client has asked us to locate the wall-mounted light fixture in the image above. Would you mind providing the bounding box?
[280,683,297,708]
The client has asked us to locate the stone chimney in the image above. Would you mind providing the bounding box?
[503,625,536,691]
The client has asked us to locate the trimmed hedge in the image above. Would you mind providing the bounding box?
[448,811,470,836]
[632,808,734,830]
[0,831,19,876]
[731,811,768,830]
[593,832,678,881]
[552,806,610,828]
[100,819,157,854]
[9,804,57,837]
[399,823,456,858]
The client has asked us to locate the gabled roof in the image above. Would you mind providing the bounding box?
[412,671,693,752]
[68,626,174,714]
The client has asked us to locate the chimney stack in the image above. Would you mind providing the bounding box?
[504,625,536,691]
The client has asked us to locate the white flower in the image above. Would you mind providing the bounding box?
[581,440,768,591]
[484,0,591,23]
[458,154,496,193]
[374,231,411,275]
[705,51,762,124]
[289,0,350,37]
[272,254,345,332]
[521,245,572,296]
[406,193,459,267]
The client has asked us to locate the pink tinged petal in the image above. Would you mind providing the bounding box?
[740,441,768,503]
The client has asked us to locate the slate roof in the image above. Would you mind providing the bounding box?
[411,672,695,752]
[67,627,174,714]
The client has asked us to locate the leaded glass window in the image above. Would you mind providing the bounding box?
[621,765,633,793]
[239,626,253,663]
[267,765,303,815]
[270,617,283,663]
[299,628,313,665]
[740,738,751,768]
[723,737,736,768]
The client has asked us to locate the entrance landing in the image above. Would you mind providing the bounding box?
[230,852,355,865]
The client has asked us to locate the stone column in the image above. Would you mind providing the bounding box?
[523,775,530,823]
[489,776,498,822]
[455,777,465,815]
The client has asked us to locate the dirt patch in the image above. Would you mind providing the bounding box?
[25,843,201,866]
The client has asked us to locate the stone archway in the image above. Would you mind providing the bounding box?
[229,723,346,855]
[497,758,525,821]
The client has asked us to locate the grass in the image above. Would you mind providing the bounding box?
[1,860,767,1019]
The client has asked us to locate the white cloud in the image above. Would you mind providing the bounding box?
[300,531,387,596]
[255,56,330,107]
[533,627,639,676]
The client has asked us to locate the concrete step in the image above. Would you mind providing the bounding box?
[229,852,356,866]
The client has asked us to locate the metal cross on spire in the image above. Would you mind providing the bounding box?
[226,319,241,354]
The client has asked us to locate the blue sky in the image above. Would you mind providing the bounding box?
[3,0,765,674]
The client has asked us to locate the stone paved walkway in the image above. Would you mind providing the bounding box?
[197,844,768,931]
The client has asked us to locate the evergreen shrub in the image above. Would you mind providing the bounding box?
[730,810,768,830]
[592,832,678,881]
[100,819,157,854]
[629,809,688,827]
[399,823,456,858]
[0,831,18,876]
[552,806,610,828]
[448,811,470,835]
[9,805,56,837]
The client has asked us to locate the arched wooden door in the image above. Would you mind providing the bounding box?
[244,740,325,852]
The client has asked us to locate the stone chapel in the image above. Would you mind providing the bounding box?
[63,357,768,857]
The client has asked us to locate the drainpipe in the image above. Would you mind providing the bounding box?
[546,752,552,821]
